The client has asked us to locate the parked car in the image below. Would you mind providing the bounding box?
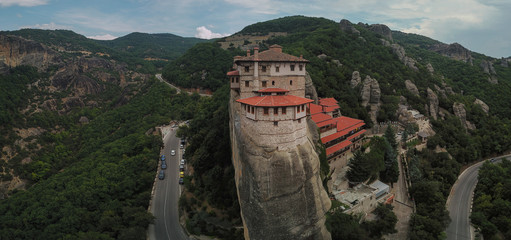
[180,144,184,149]
[161,160,167,169]
[158,170,165,180]
[180,164,185,171]
[179,178,184,185]
[180,171,184,178]
[180,159,185,165]
[171,150,175,156]
[161,155,165,161]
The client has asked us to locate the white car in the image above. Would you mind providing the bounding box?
[180,159,185,165]
[171,150,176,156]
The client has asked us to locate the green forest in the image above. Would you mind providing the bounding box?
[472,159,511,239]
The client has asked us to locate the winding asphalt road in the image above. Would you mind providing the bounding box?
[446,154,511,240]
[148,128,189,240]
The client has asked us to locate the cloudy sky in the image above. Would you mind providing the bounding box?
[1,0,509,58]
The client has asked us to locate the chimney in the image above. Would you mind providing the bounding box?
[269,44,282,53]
[246,50,250,57]
[254,47,259,59]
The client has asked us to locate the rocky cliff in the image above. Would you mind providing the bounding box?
[391,44,418,71]
[360,75,381,124]
[229,91,331,240]
[453,102,476,131]
[305,72,319,103]
[427,88,439,120]
[404,80,419,96]
[0,34,61,73]
[430,43,473,65]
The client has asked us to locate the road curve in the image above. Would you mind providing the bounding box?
[148,128,189,240]
[446,154,511,240]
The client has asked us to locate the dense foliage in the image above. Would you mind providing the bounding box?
[471,159,511,239]
[326,203,397,240]
[162,42,243,91]
[0,79,201,239]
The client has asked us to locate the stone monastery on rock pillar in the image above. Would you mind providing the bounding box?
[228,44,313,150]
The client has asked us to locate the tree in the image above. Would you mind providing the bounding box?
[363,203,398,238]
[326,211,371,240]
[347,151,372,183]
[380,140,399,185]
[384,125,397,149]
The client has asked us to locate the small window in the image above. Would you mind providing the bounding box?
[262,66,267,72]
[282,107,286,114]
[264,108,269,115]
[274,121,278,126]
[290,65,295,71]
[301,105,305,111]
[272,81,275,86]
[297,106,300,113]
[245,66,250,72]
[299,65,303,71]
[231,77,234,83]
[274,108,278,115]
[251,106,254,114]
[236,77,239,83]
[276,66,280,72]
[262,81,267,87]
[290,80,293,85]
[245,81,249,87]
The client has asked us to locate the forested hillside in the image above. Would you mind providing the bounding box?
[2,29,204,73]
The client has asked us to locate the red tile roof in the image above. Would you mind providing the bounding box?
[227,70,239,76]
[316,118,337,128]
[346,129,367,142]
[337,122,365,134]
[235,47,309,63]
[237,95,313,107]
[326,140,352,156]
[324,105,340,112]
[257,88,289,93]
[308,103,323,115]
[311,113,332,124]
[336,116,364,131]
[319,98,338,106]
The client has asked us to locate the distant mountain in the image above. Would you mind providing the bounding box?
[99,32,208,61]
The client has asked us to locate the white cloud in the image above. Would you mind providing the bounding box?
[21,22,70,30]
[195,26,229,39]
[87,34,117,40]
[0,0,48,7]
[56,9,139,33]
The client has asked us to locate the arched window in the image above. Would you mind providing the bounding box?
[272,81,275,86]
[290,80,293,85]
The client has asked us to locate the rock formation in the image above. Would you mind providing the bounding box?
[351,71,361,88]
[427,88,439,120]
[426,63,435,74]
[367,24,393,41]
[453,102,476,131]
[391,44,418,71]
[360,75,381,124]
[404,80,419,96]
[0,34,61,72]
[305,72,319,103]
[474,98,489,114]
[430,43,473,65]
[501,58,509,67]
[480,60,496,75]
[229,94,331,240]
[339,19,360,35]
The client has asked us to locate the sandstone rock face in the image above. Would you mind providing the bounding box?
[404,80,419,96]
[351,71,361,88]
[453,102,476,131]
[305,72,319,103]
[391,44,418,71]
[474,98,489,114]
[229,94,331,240]
[360,75,381,124]
[426,63,435,74]
[0,34,61,72]
[339,19,360,35]
[430,43,473,65]
[427,88,439,120]
[480,60,496,74]
[367,24,393,41]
